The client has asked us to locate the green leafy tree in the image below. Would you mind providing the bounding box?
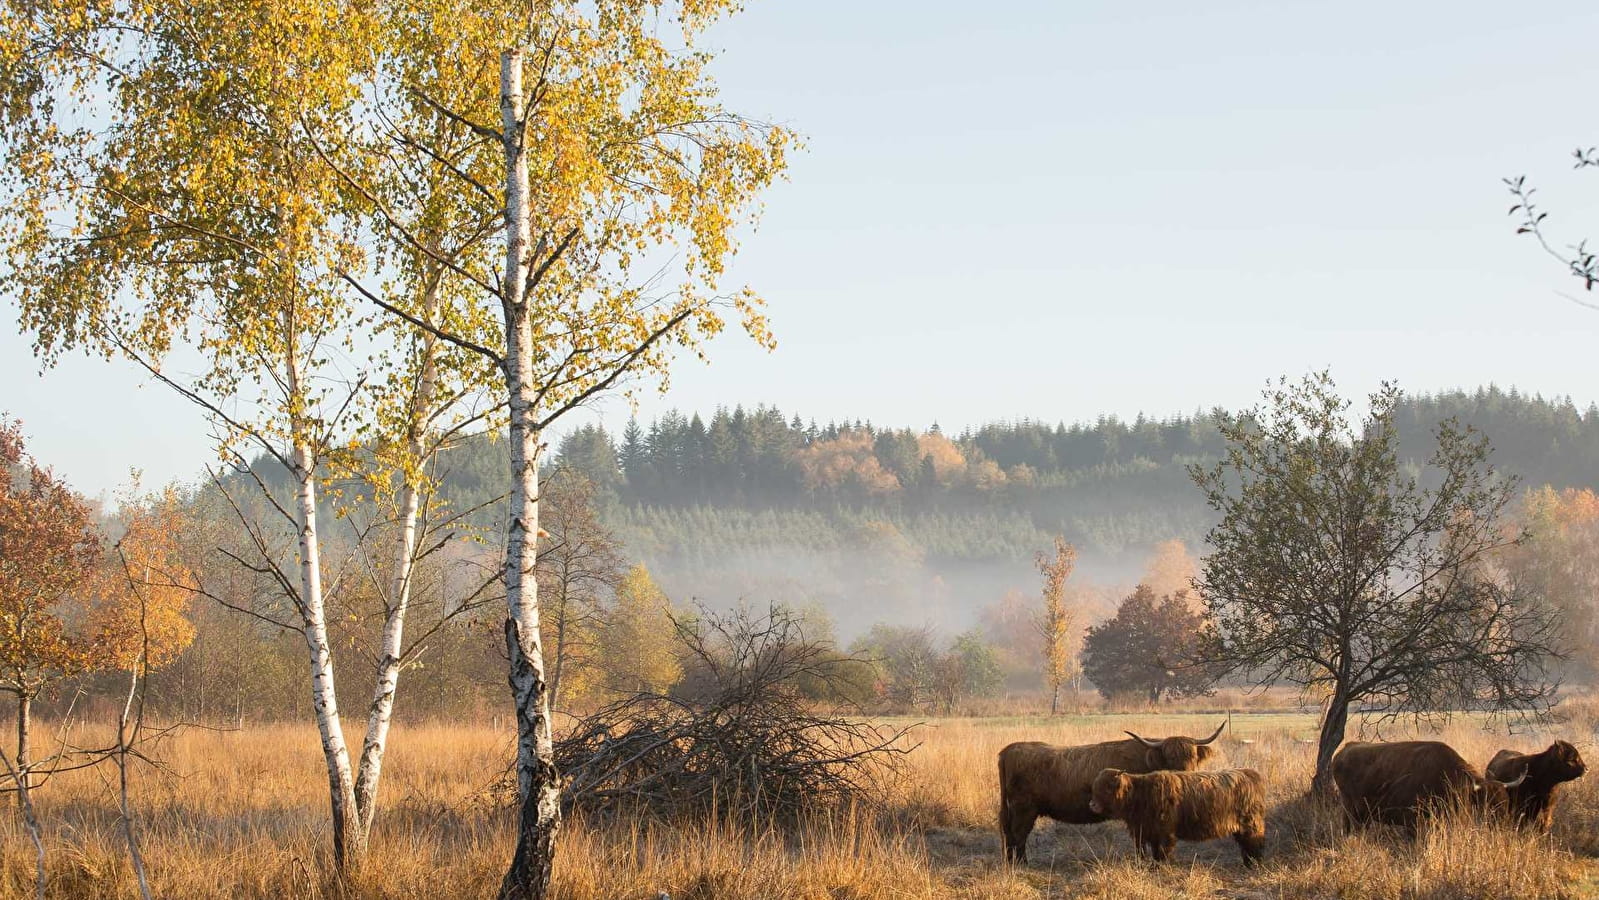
[1191,372,1562,794]
[931,630,1003,712]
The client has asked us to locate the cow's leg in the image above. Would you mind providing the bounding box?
[1125,824,1148,858]
[1150,836,1176,862]
[1340,800,1366,835]
[1000,803,1035,865]
[1235,827,1266,867]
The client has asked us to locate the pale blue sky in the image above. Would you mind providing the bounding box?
[6,0,1599,498]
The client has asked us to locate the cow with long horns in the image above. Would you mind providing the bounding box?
[997,721,1226,863]
[1485,740,1586,831]
[1332,740,1527,830]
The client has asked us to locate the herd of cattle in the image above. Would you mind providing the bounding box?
[997,722,1587,866]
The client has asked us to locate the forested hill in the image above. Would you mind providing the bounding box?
[432,386,1599,635]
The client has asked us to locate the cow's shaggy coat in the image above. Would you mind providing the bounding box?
[997,721,1224,863]
[1088,767,1267,865]
[1333,740,1525,830]
[1485,740,1586,831]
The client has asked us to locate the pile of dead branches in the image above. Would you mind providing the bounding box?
[554,602,915,821]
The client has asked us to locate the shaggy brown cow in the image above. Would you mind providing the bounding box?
[997,721,1224,863]
[1485,740,1586,831]
[1332,740,1527,830]
[1088,767,1267,865]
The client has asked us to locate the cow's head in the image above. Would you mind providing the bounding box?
[1088,768,1131,817]
[1539,740,1587,784]
[1124,720,1226,770]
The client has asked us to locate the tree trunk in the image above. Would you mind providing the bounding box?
[550,600,566,711]
[1049,684,1058,716]
[353,473,418,838]
[0,733,45,900]
[15,691,29,797]
[353,283,439,839]
[291,428,361,867]
[1312,691,1351,795]
[497,48,561,900]
[117,664,153,900]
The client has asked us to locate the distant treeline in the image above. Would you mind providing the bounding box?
[422,385,1599,563]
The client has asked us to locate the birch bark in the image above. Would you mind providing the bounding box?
[285,323,361,867]
[353,282,442,839]
[496,47,561,900]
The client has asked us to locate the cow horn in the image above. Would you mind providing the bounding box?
[1495,769,1529,789]
[1125,730,1162,748]
[1196,720,1226,745]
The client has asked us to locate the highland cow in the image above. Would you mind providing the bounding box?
[997,721,1224,863]
[1485,740,1586,832]
[1332,740,1526,830]
[1088,767,1267,865]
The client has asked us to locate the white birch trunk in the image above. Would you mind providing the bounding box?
[285,339,361,868]
[497,47,561,900]
[353,284,441,838]
[352,475,416,836]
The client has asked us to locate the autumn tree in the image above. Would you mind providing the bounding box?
[90,486,198,674]
[1141,539,1200,607]
[598,566,680,697]
[96,484,200,900]
[315,5,794,894]
[1082,585,1216,703]
[979,589,1045,690]
[1036,536,1080,714]
[537,468,626,709]
[793,430,901,495]
[0,419,100,794]
[1498,487,1599,681]
[1192,373,1562,794]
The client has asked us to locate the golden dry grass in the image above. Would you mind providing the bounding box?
[0,710,1594,898]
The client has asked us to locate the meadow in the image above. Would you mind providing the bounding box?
[1,708,1595,899]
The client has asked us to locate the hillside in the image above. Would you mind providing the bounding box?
[424,386,1599,636]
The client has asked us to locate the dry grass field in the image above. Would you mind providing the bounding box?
[1,708,1596,899]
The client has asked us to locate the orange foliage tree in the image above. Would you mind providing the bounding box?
[915,432,966,487]
[1141,539,1201,608]
[0,419,101,789]
[91,485,199,675]
[793,431,900,495]
[1500,487,1599,681]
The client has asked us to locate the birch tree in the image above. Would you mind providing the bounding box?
[0,0,387,868]
[338,103,507,841]
[331,4,795,894]
[1036,536,1080,714]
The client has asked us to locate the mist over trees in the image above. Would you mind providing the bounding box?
[499,387,1599,637]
